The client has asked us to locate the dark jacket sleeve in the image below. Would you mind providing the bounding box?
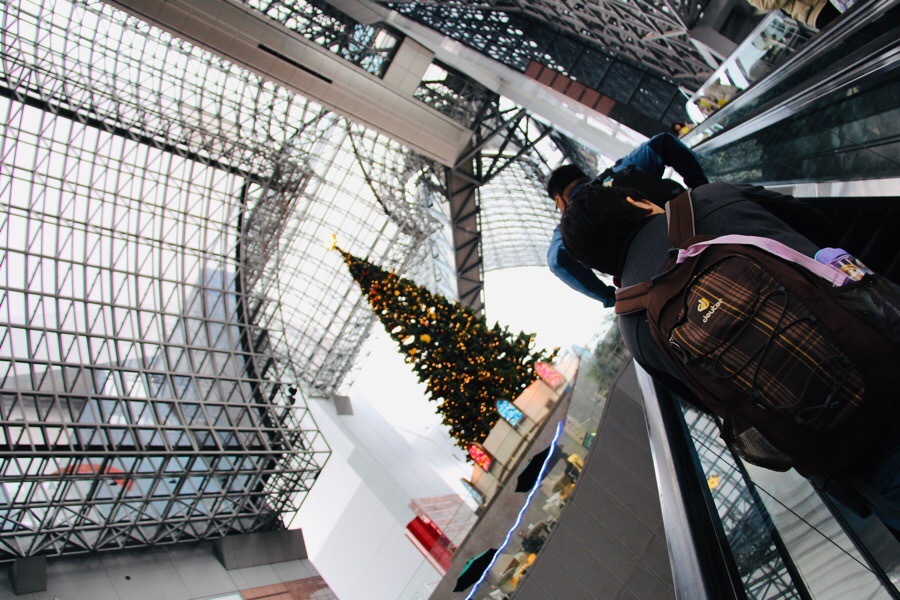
[645,133,709,188]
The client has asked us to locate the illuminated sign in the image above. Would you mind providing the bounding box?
[496,399,524,427]
[468,443,494,471]
[460,478,485,505]
[535,362,565,389]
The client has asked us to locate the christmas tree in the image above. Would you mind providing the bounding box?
[337,247,557,450]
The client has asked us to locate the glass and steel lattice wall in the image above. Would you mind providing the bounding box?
[462,0,715,85]
[0,0,455,559]
[477,149,563,272]
[680,405,803,598]
[0,0,585,559]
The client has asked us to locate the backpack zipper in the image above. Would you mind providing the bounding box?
[668,336,690,363]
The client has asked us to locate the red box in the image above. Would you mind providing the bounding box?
[594,95,616,115]
[550,73,570,93]
[580,88,600,108]
[524,61,543,79]
[566,81,586,101]
[537,67,556,86]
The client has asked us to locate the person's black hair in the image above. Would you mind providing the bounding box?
[560,184,652,277]
[546,164,587,199]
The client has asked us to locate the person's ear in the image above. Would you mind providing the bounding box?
[626,196,664,215]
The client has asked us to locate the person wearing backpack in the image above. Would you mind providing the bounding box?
[559,181,900,531]
[546,133,709,307]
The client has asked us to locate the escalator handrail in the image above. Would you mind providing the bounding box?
[683,0,898,150]
[635,365,748,599]
[697,40,900,152]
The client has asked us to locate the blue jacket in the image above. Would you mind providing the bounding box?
[548,133,708,306]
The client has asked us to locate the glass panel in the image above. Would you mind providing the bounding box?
[466,322,631,598]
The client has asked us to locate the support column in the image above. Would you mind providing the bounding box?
[214,530,308,570]
[10,557,47,595]
[446,152,485,314]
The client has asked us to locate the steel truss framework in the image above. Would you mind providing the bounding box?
[382,0,709,127]
[234,2,569,311]
[443,0,716,81]
[0,0,572,559]
[242,0,402,78]
[410,60,564,310]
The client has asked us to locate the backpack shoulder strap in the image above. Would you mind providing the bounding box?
[666,190,695,249]
[614,280,652,315]
[614,190,695,315]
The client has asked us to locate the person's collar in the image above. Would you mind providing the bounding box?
[562,177,591,202]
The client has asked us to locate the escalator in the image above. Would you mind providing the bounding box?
[642,0,900,596]
[685,0,898,186]
[687,0,899,278]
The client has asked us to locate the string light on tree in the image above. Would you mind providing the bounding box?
[335,243,557,452]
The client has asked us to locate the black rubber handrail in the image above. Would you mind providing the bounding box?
[683,0,899,151]
[638,367,749,599]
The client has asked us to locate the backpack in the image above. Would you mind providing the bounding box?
[614,191,900,478]
[599,165,684,207]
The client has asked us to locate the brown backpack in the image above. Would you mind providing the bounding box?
[615,191,899,477]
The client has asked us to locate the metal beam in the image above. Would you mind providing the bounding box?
[105,0,473,166]
[445,101,562,313]
[446,152,485,312]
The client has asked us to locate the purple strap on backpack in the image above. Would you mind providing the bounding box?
[676,234,850,287]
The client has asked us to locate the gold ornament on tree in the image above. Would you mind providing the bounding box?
[336,247,558,451]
